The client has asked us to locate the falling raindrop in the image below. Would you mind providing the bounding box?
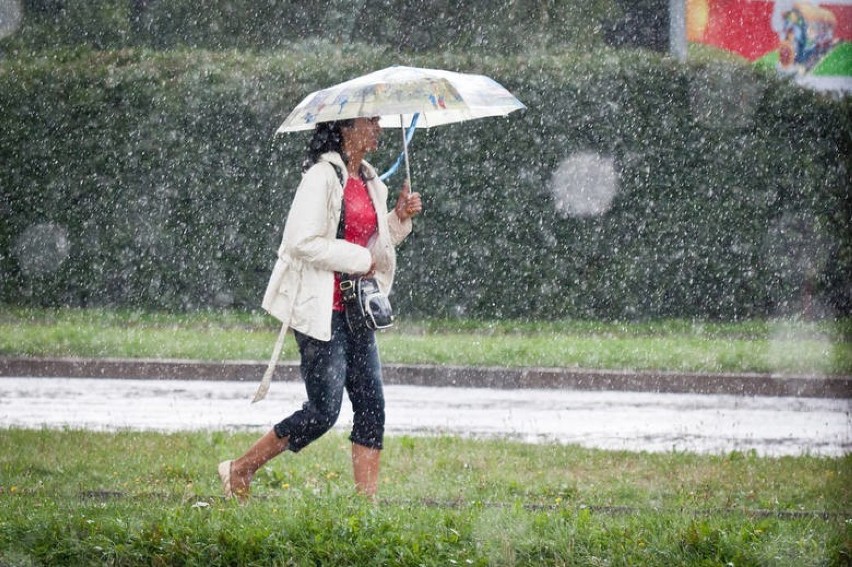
[550,151,618,218]
[13,222,71,276]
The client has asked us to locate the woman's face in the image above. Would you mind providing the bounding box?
[343,116,382,154]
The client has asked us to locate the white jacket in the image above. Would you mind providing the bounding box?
[262,152,412,341]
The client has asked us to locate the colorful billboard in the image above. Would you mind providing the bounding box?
[687,0,851,90]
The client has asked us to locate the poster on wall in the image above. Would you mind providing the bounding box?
[687,0,852,92]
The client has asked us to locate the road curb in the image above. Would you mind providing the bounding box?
[1,356,849,398]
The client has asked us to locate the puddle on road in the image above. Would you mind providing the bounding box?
[1,377,849,456]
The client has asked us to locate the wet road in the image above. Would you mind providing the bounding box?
[1,377,849,456]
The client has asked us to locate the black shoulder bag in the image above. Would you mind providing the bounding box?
[332,163,394,332]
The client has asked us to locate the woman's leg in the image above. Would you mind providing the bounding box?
[276,319,348,450]
[345,326,385,497]
[227,429,289,500]
[221,317,348,500]
[351,442,381,497]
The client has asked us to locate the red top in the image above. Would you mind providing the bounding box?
[333,175,378,311]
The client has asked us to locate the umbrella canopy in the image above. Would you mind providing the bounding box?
[276,65,525,132]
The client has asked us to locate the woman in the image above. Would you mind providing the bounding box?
[218,116,422,501]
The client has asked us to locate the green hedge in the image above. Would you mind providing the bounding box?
[1,45,849,320]
[3,0,667,54]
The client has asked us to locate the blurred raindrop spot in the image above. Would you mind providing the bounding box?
[550,152,618,218]
[689,66,763,129]
[14,222,71,276]
[213,291,234,308]
[0,0,22,40]
[761,213,831,319]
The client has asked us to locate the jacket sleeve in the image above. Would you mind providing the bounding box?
[283,164,372,274]
[386,210,412,245]
[370,171,412,246]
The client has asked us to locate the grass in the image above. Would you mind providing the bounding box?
[0,428,849,566]
[1,307,850,375]
[1,308,849,563]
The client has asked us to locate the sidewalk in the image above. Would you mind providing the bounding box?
[1,356,849,398]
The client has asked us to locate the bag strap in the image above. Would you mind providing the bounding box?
[252,321,288,403]
[331,162,352,286]
[331,162,346,239]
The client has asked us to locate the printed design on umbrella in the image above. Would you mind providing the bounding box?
[296,78,464,126]
[428,94,446,109]
[356,79,460,108]
[301,92,350,125]
[334,93,349,114]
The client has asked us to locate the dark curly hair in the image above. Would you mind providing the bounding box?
[302,119,354,172]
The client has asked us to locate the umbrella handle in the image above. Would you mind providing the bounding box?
[401,114,412,189]
[379,113,419,182]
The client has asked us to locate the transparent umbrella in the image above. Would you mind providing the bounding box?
[276,65,526,185]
